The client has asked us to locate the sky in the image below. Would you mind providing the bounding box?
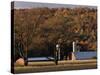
[13,1,97,9]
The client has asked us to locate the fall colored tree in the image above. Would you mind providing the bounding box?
[13,7,97,59]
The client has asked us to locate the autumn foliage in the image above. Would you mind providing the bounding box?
[13,7,97,57]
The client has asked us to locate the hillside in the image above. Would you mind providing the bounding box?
[13,7,97,57]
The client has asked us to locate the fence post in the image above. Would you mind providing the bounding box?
[72,41,76,60]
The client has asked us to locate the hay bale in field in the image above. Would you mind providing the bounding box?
[15,58,25,66]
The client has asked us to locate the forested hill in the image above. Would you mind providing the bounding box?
[14,7,97,52]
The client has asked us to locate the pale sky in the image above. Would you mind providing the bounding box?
[13,1,97,9]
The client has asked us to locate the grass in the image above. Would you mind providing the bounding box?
[14,59,97,74]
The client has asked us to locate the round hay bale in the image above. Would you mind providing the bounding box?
[15,58,25,66]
